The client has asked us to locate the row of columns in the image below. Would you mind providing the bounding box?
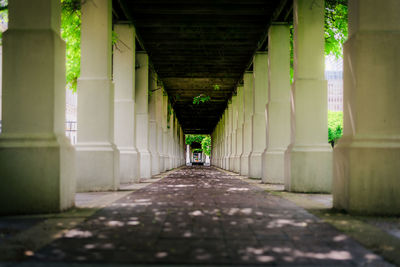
[0,0,185,214]
[212,0,400,215]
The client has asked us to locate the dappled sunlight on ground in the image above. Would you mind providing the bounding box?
[12,166,391,265]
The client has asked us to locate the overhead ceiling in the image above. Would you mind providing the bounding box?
[112,0,292,134]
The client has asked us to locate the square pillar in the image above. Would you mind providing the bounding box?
[219,113,226,169]
[113,24,140,183]
[135,52,151,179]
[284,0,332,193]
[262,24,291,184]
[0,0,75,214]
[333,0,400,215]
[75,0,119,192]
[180,127,184,165]
[173,113,178,167]
[162,95,170,170]
[235,85,244,173]
[149,70,160,176]
[249,52,268,179]
[226,101,233,170]
[155,85,164,172]
[167,108,174,169]
[240,72,254,176]
[230,95,238,170]
[161,92,168,171]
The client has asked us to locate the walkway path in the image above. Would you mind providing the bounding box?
[31,167,390,266]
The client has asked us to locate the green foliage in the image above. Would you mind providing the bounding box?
[185,135,211,156]
[193,94,211,104]
[328,111,343,146]
[61,0,81,91]
[201,135,211,156]
[112,30,119,46]
[185,134,205,145]
[213,84,220,90]
[325,0,348,58]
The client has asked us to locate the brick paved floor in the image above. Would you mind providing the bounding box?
[31,166,391,266]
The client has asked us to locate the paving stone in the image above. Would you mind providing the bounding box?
[26,166,392,266]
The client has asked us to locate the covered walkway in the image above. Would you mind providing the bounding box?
[1,167,394,266]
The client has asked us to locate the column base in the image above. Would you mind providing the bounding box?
[229,156,234,171]
[262,148,286,184]
[249,152,262,179]
[151,152,160,176]
[285,144,332,193]
[76,142,119,192]
[118,147,140,183]
[159,154,165,172]
[224,157,230,170]
[0,134,75,214]
[232,155,239,173]
[333,137,400,215]
[240,153,250,176]
[139,150,152,178]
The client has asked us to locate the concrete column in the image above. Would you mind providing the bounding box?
[221,108,229,170]
[148,71,159,176]
[249,52,268,179]
[240,72,254,176]
[176,118,180,167]
[186,144,191,165]
[333,0,400,215]
[221,114,225,168]
[180,127,184,165]
[215,122,219,167]
[162,93,169,170]
[235,85,244,173]
[284,0,332,193]
[230,95,238,170]
[167,109,174,169]
[262,24,291,184]
[75,0,119,192]
[113,24,140,184]
[171,113,177,168]
[135,52,151,178]
[173,116,178,168]
[155,85,164,172]
[0,0,75,214]
[226,101,233,170]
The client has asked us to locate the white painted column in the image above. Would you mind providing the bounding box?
[240,72,254,176]
[262,24,291,184]
[171,113,177,168]
[175,118,180,167]
[221,113,225,168]
[148,71,160,176]
[162,93,169,170]
[155,86,164,172]
[249,52,268,179]
[284,0,332,192]
[226,101,233,170]
[186,144,191,166]
[135,52,151,178]
[0,0,75,213]
[113,24,140,184]
[75,0,119,192]
[180,127,184,165]
[333,0,400,215]
[235,85,244,173]
[230,95,238,170]
[223,108,228,169]
[167,109,174,169]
